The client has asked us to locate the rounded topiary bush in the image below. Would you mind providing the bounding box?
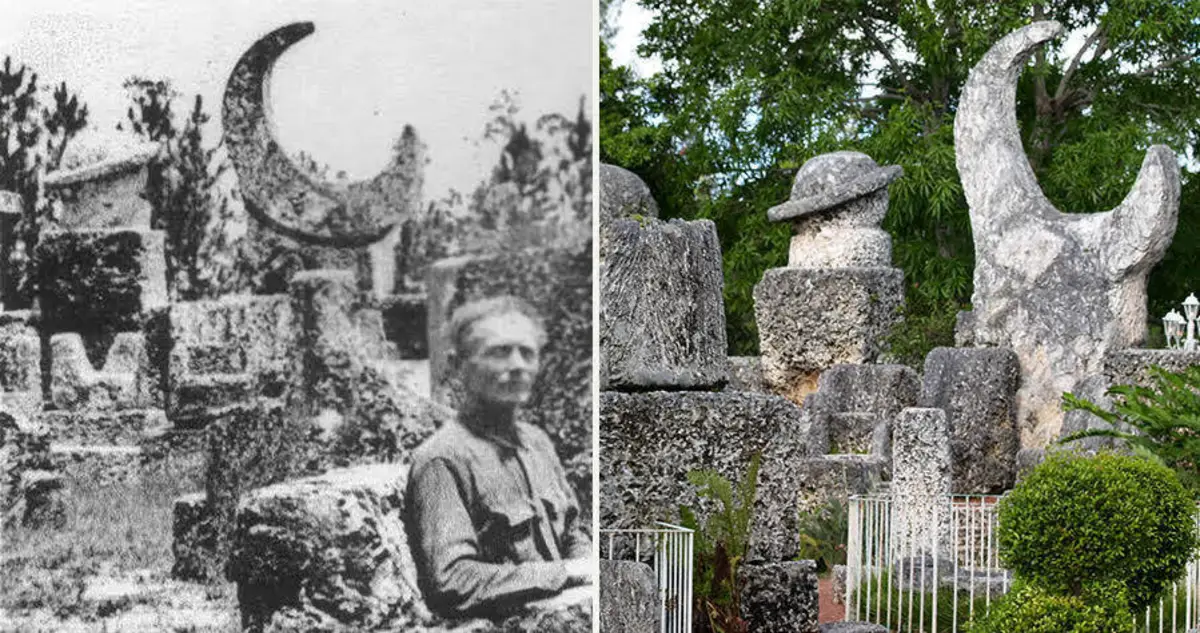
[969,580,1132,633]
[998,451,1197,610]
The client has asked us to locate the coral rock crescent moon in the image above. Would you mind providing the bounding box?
[954,21,1179,449]
[222,22,397,248]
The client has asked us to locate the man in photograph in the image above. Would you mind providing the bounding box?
[405,295,591,619]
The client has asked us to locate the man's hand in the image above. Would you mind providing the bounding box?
[562,558,593,586]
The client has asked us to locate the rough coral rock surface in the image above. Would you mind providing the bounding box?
[37,229,168,352]
[602,218,727,390]
[955,22,1179,449]
[739,560,819,633]
[891,408,952,558]
[598,163,659,261]
[599,390,810,561]
[230,464,428,632]
[599,560,658,633]
[754,268,903,401]
[919,347,1021,494]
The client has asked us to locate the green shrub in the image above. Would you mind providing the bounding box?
[1061,364,1200,494]
[997,452,1197,610]
[969,580,1132,633]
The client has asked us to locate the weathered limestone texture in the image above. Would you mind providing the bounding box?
[740,560,819,633]
[171,492,212,581]
[50,333,144,411]
[598,163,658,260]
[754,152,905,402]
[1105,349,1200,385]
[801,364,919,457]
[0,312,42,420]
[954,21,1179,449]
[789,455,886,518]
[38,409,168,446]
[891,408,952,558]
[602,218,727,390]
[48,444,143,487]
[919,347,1021,494]
[1,412,64,529]
[427,247,592,511]
[167,295,293,424]
[599,560,658,633]
[43,142,158,229]
[222,22,401,250]
[820,623,887,633]
[600,390,810,561]
[37,229,168,343]
[726,356,768,393]
[201,399,323,582]
[229,464,429,632]
[377,292,428,359]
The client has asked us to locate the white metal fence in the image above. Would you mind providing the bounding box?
[846,493,1200,633]
[600,522,694,633]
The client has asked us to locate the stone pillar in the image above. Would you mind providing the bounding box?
[891,407,952,560]
[286,270,364,420]
[753,152,905,403]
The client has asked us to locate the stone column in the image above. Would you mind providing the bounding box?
[753,152,905,404]
[890,407,952,561]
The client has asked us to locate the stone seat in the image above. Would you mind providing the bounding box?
[50,333,147,411]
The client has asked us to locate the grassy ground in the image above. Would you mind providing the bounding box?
[1,455,240,632]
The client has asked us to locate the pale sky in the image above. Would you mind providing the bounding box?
[0,0,593,198]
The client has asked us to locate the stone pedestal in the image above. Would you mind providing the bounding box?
[740,560,819,633]
[891,408,952,559]
[754,268,903,402]
[920,347,1020,494]
[599,560,658,633]
[602,218,727,390]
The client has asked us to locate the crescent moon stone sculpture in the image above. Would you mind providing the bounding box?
[954,21,1179,449]
[222,22,398,249]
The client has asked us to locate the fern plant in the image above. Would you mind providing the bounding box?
[1060,365,1200,494]
[678,452,760,633]
[797,498,849,574]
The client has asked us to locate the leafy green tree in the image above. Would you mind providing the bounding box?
[602,1,1200,357]
[0,56,89,306]
[122,77,238,301]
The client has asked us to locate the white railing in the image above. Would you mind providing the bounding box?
[846,494,1200,633]
[600,522,694,633]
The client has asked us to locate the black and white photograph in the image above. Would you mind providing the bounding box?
[0,1,593,631]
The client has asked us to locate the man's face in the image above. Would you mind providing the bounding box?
[459,311,542,407]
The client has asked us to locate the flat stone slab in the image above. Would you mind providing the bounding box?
[38,409,169,445]
[602,218,727,390]
[820,623,888,633]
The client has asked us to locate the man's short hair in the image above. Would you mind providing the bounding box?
[444,295,548,362]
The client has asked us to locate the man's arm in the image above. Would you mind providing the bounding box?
[408,458,586,617]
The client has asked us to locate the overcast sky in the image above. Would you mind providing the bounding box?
[0,0,592,197]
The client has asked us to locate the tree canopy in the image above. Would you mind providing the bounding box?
[601,1,1200,360]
